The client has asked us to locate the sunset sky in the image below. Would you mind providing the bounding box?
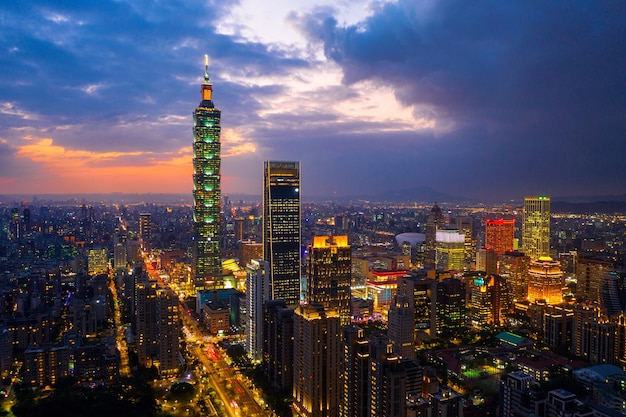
[1,0,625,200]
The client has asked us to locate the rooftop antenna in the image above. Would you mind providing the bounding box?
[204,54,210,83]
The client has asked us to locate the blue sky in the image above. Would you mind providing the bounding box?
[1,0,625,200]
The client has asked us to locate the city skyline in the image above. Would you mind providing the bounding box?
[1,1,625,200]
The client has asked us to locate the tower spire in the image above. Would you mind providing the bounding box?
[200,54,213,102]
[204,54,210,83]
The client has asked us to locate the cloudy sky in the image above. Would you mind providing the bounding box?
[1,0,625,200]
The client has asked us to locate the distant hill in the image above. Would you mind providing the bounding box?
[551,200,626,214]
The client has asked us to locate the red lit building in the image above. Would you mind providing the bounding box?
[485,219,515,255]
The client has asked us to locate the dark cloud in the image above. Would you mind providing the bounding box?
[290,0,626,198]
[0,0,307,152]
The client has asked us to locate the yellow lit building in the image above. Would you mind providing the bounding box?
[527,257,563,304]
[522,196,551,260]
[435,230,465,272]
[306,235,351,326]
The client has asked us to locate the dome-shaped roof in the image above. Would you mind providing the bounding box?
[395,232,426,246]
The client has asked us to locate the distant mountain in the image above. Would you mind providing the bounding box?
[551,200,626,214]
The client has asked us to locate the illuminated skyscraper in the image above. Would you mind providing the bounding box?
[293,304,341,417]
[527,257,563,304]
[522,196,551,260]
[425,204,444,269]
[263,161,301,306]
[139,212,151,250]
[435,230,465,271]
[485,218,515,255]
[246,259,270,362]
[193,55,222,289]
[306,235,351,325]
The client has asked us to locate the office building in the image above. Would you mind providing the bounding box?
[263,161,301,306]
[527,257,563,304]
[499,371,537,417]
[193,55,223,289]
[435,230,465,271]
[246,259,270,362]
[397,272,437,341]
[293,304,341,417]
[425,204,444,269]
[571,304,615,364]
[388,294,415,359]
[369,334,422,417]
[469,274,508,325]
[499,251,530,302]
[238,239,263,270]
[436,278,466,333]
[576,256,613,304]
[522,196,551,260]
[135,277,179,375]
[340,326,370,417]
[87,248,108,275]
[139,212,152,250]
[306,235,352,326]
[485,219,515,255]
[262,300,294,391]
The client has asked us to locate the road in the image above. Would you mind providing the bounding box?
[182,312,272,417]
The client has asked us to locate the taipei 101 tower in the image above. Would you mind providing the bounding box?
[192,55,222,289]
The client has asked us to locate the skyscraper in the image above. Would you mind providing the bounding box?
[340,326,370,417]
[293,304,341,417]
[263,161,301,306]
[246,259,270,362]
[425,204,444,269]
[139,212,152,251]
[485,218,515,255]
[193,55,222,289]
[305,235,352,326]
[527,257,563,304]
[387,294,415,359]
[522,196,551,260]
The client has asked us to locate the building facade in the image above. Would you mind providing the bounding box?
[263,161,301,306]
[306,235,352,326]
[193,56,222,288]
[522,196,551,260]
[485,219,515,255]
[527,257,563,305]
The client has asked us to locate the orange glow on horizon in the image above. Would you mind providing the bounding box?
[12,136,193,194]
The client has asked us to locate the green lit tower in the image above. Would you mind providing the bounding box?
[193,55,222,289]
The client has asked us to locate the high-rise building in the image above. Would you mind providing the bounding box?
[571,304,615,364]
[369,334,422,417]
[246,259,270,362]
[576,256,613,304]
[425,204,444,269]
[397,272,437,341]
[193,55,222,289]
[499,371,537,417]
[387,294,415,359]
[293,304,341,417]
[527,257,563,304]
[468,274,508,325]
[134,276,180,375]
[306,235,352,326]
[87,248,108,275]
[522,196,551,260]
[485,219,515,255]
[499,251,530,302]
[262,300,294,391]
[436,278,466,333]
[435,230,465,272]
[340,326,370,417]
[263,161,301,306]
[139,212,152,250]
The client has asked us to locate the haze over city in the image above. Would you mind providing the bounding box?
[1,0,625,200]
